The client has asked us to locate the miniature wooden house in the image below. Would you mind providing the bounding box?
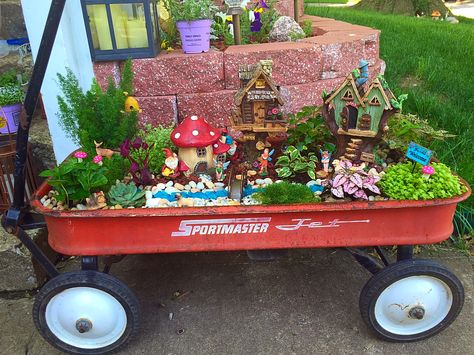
[231,60,286,141]
[322,71,398,161]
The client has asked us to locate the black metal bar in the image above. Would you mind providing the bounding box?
[374,246,391,266]
[347,248,383,275]
[3,0,66,232]
[81,256,99,271]
[16,228,59,279]
[397,245,414,261]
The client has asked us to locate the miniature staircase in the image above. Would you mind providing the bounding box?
[344,138,363,160]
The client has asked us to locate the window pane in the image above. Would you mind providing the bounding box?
[111,3,149,49]
[86,4,113,50]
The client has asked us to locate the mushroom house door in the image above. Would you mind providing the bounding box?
[253,101,266,125]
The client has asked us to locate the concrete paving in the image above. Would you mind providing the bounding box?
[1,248,472,354]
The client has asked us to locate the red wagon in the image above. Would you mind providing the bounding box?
[16,180,469,353]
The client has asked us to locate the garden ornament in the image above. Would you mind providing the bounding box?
[94,140,115,159]
[124,95,142,113]
[162,148,180,178]
[421,165,435,179]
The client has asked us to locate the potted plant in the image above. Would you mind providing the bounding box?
[0,84,24,134]
[165,0,218,53]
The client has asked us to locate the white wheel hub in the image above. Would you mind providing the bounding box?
[374,276,453,335]
[45,287,127,349]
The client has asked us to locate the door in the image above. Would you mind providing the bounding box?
[253,101,266,125]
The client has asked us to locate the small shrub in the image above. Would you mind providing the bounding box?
[379,162,466,200]
[0,85,24,106]
[276,145,318,181]
[254,182,319,205]
[302,20,313,37]
[136,124,174,174]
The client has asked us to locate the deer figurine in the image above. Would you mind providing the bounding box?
[94,140,115,159]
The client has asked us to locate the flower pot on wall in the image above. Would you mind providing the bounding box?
[0,103,22,134]
[176,19,212,54]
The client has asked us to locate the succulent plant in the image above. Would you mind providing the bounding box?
[107,181,146,208]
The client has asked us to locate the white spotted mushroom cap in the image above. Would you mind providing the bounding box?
[171,115,221,148]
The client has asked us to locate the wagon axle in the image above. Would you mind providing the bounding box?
[75,318,93,333]
[409,306,425,320]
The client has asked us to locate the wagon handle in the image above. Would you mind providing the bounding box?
[2,0,66,233]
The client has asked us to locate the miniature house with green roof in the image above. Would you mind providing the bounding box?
[322,66,399,162]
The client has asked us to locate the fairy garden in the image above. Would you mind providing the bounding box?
[37,57,467,211]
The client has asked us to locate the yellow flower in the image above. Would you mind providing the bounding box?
[226,15,233,22]
[254,8,263,13]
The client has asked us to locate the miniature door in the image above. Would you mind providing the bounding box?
[253,101,266,125]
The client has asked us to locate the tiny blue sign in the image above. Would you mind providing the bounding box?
[406,142,433,166]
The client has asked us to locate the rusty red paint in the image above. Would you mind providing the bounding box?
[32,181,471,256]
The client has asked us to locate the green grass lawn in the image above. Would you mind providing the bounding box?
[305,6,474,196]
[304,0,348,4]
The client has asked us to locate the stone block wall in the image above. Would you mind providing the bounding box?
[94,16,383,129]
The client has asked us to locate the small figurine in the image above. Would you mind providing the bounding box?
[124,92,142,113]
[175,193,194,207]
[162,148,180,178]
[94,141,115,159]
[321,150,331,173]
[258,148,274,176]
[355,59,369,88]
[221,128,237,156]
[86,191,107,210]
[214,160,231,182]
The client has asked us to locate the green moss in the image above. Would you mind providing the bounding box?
[254,182,320,205]
[379,162,466,200]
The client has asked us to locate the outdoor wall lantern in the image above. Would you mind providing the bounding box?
[81,0,160,61]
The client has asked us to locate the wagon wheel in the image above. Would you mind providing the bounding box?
[359,259,464,342]
[33,271,140,354]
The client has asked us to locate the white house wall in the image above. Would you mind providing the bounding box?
[21,0,94,163]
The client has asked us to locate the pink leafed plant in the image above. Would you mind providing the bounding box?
[330,160,381,200]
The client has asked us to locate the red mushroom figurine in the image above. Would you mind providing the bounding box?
[170,115,222,173]
[421,165,435,179]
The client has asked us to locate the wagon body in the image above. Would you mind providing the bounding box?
[32,181,471,256]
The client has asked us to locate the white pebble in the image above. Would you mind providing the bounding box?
[174,183,185,191]
[184,184,191,191]
[205,181,215,189]
[189,181,197,188]
[264,178,273,185]
[255,179,265,185]
[145,191,153,200]
[156,183,166,191]
[166,180,174,188]
[165,187,179,194]
[196,182,205,190]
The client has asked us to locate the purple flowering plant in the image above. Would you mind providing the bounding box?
[120,138,154,186]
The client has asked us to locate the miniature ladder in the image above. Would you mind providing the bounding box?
[344,138,363,160]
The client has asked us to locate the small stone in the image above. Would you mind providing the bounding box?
[166,180,174,188]
[264,178,273,185]
[247,170,257,177]
[165,187,179,194]
[314,191,322,196]
[205,181,215,189]
[269,16,305,42]
[189,181,197,188]
[40,196,46,204]
[145,185,152,191]
[174,183,185,191]
[151,186,159,193]
[184,184,191,191]
[196,182,205,190]
[446,16,459,24]
[76,204,87,210]
[48,191,54,198]
[191,188,200,193]
[235,174,243,180]
[145,191,153,200]
[115,204,123,209]
[214,182,225,190]
[275,180,283,184]
[43,199,51,206]
[156,183,166,191]
[255,178,265,185]
[368,195,375,202]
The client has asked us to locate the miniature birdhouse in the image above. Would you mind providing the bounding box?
[322,62,399,161]
[230,60,286,142]
[171,115,229,174]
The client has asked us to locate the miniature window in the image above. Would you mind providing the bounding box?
[217,154,226,163]
[255,78,266,89]
[196,148,207,158]
[342,89,354,101]
[369,96,381,106]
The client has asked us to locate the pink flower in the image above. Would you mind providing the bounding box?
[271,108,279,115]
[93,155,103,165]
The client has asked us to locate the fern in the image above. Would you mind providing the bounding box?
[56,59,138,152]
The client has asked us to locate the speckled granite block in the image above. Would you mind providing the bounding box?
[136,96,178,128]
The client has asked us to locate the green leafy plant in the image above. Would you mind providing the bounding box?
[212,12,234,45]
[276,145,318,180]
[56,59,137,152]
[254,182,320,205]
[165,0,218,22]
[383,113,455,152]
[135,124,174,174]
[0,85,24,106]
[0,69,20,87]
[286,106,334,153]
[379,162,466,200]
[39,152,108,205]
[107,181,146,208]
[302,20,313,38]
[101,154,130,191]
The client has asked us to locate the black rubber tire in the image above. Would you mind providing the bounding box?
[359,259,464,342]
[33,271,140,354]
